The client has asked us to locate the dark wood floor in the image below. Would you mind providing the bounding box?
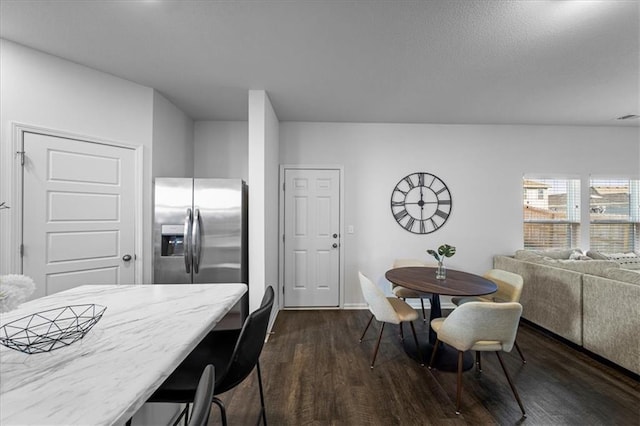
[210,310,639,425]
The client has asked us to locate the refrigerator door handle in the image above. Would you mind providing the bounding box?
[184,208,192,273]
[192,208,201,274]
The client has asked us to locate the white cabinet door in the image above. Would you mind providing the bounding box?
[22,132,136,298]
[284,169,340,307]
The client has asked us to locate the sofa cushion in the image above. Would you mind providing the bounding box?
[515,248,582,261]
[537,257,620,276]
[514,250,544,261]
[603,267,640,285]
[587,251,640,270]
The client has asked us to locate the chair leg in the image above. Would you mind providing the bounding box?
[168,404,189,426]
[428,339,440,369]
[256,361,268,426]
[456,350,464,415]
[476,351,482,372]
[495,352,526,417]
[514,340,526,364]
[359,314,374,342]
[371,322,385,369]
[212,397,228,426]
[420,298,427,322]
[408,321,424,366]
[399,301,405,340]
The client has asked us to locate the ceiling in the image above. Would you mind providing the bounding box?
[1,0,638,126]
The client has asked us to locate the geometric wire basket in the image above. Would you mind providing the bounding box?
[0,304,107,354]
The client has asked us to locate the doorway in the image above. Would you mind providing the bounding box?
[280,167,343,308]
[20,129,139,298]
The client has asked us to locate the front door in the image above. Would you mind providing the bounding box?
[22,131,137,298]
[283,168,340,307]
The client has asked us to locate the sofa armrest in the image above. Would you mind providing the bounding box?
[494,255,583,345]
[583,275,640,375]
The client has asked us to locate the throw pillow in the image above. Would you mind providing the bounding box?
[586,250,608,260]
[537,248,582,260]
[569,251,591,260]
[604,252,640,270]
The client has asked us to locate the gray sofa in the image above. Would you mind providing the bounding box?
[494,250,640,375]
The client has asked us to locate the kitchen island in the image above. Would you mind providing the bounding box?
[0,283,247,425]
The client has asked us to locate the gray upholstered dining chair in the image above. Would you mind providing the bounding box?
[391,259,432,322]
[149,287,274,426]
[451,269,526,364]
[358,271,424,368]
[428,301,526,417]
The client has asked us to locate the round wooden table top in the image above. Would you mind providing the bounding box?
[385,266,497,297]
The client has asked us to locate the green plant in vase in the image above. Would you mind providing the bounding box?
[427,244,456,279]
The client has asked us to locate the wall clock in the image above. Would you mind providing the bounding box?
[390,172,452,234]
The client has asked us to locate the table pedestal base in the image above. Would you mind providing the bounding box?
[402,337,474,372]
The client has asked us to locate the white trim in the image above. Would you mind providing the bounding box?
[340,302,456,311]
[523,172,582,180]
[589,174,640,180]
[7,123,144,283]
[279,164,345,308]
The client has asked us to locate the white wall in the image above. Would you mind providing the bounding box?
[279,122,640,306]
[0,39,154,281]
[194,121,248,179]
[248,90,280,312]
[152,91,194,178]
[264,99,280,310]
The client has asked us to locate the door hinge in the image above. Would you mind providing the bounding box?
[282,234,285,243]
[282,182,285,191]
[19,244,24,257]
[16,151,25,166]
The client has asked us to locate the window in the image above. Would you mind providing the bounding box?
[523,178,580,250]
[589,178,640,253]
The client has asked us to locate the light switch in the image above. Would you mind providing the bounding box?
[347,225,354,234]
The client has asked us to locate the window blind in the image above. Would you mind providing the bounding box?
[589,178,639,253]
[523,178,581,250]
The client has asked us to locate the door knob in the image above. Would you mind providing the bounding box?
[332,243,338,248]
[122,254,132,262]
[333,233,338,238]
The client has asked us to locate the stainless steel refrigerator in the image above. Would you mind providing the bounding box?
[153,178,248,328]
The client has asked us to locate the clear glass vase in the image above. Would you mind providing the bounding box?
[436,262,446,280]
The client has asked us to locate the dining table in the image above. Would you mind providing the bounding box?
[0,283,247,426]
[385,266,497,371]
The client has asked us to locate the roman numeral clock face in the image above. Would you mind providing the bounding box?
[390,172,452,234]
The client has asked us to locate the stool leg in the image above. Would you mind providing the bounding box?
[256,361,268,426]
[212,397,228,426]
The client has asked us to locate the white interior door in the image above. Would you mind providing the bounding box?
[284,169,340,307]
[22,132,136,299]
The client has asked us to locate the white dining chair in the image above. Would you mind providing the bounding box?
[358,271,424,368]
[451,269,526,364]
[428,301,526,417]
[391,258,433,322]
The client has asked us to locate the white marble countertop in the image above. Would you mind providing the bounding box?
[0,283,247,426]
